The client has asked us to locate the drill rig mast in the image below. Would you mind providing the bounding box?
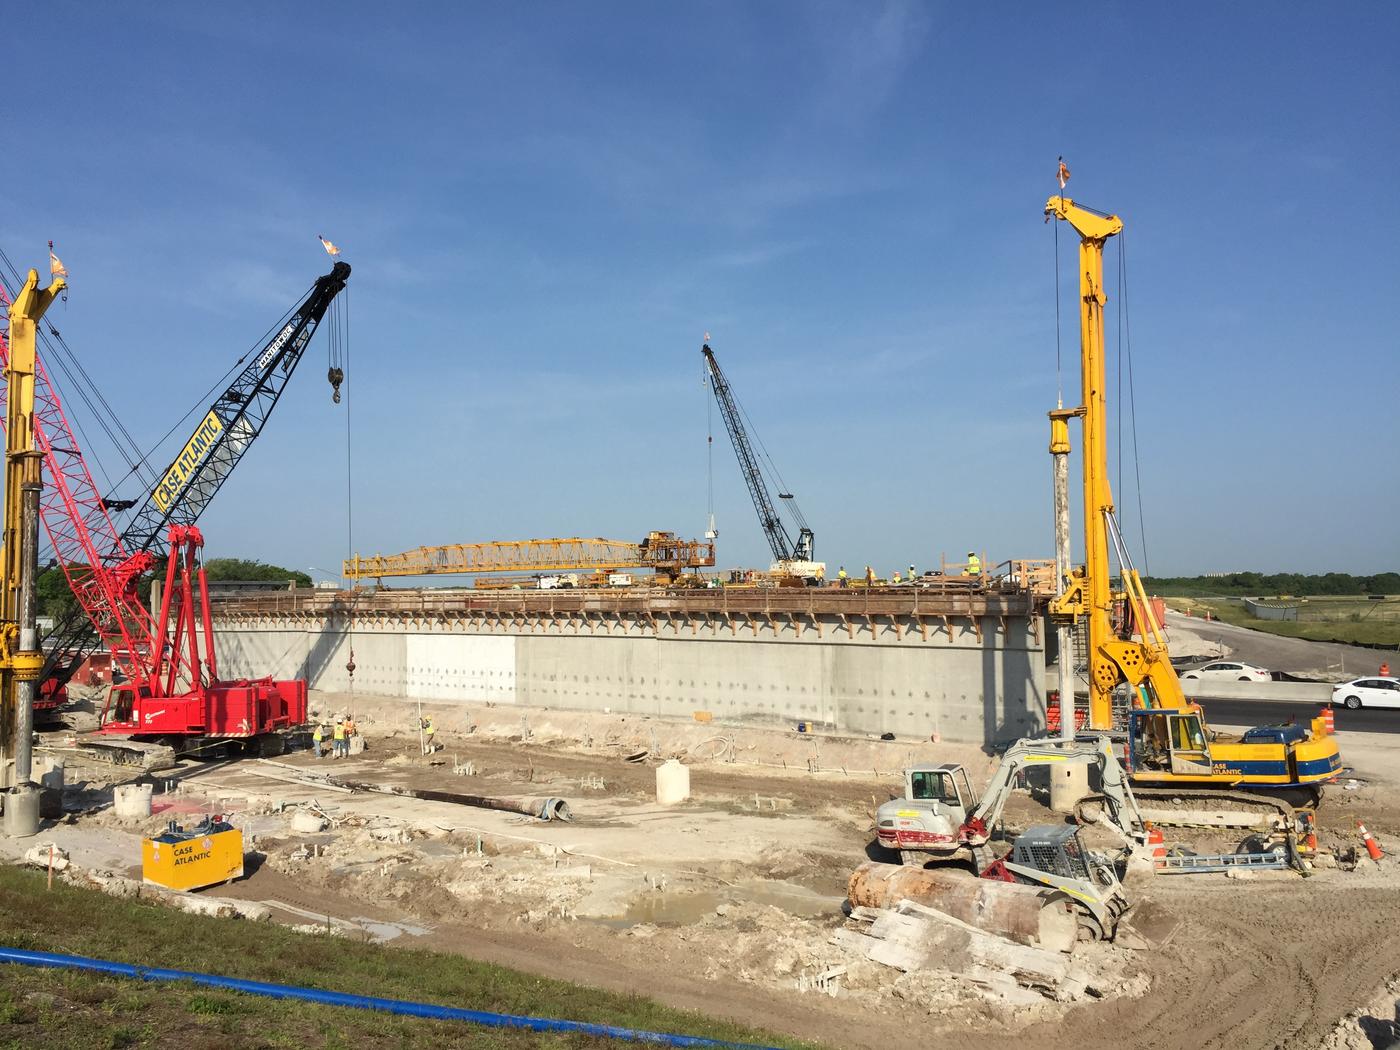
[1044,194,1340,804]
[1,267,64,830]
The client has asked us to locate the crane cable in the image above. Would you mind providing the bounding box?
[1115,234,1151,577]
[704,350,715,540]
[0,246,153,495]
[1054,219,1063,408]
[336,288,357,712]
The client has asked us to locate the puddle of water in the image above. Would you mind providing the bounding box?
[597,879,842,929]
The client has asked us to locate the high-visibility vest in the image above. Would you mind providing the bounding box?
[333,724,345,741]
[312,726,323,741]
[838,569,847,579]
[966,556,981,575]
[424,720,435,734]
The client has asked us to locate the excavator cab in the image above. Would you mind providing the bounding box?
[909,767,974,809]
[1129,709,1213,776]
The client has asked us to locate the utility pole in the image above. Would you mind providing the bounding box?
[2,267,65,837]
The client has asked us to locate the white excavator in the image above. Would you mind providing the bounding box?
[875,737,1146,871]
[874,738,1151,939]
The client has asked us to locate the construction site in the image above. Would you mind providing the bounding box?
[2,9,1399,1040]
[0,183,1394,1050]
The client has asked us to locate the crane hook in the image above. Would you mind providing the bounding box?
[327,366,344,404]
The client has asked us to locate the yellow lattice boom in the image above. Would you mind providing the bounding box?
[344,532,715,581]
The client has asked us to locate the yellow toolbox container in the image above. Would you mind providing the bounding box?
[142,818,244,891]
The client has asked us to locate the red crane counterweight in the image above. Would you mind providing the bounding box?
[97,525,306,741]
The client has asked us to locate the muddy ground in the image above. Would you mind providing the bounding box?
[18,692,1400,1050]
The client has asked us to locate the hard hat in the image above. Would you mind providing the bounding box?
[967,551,975,556]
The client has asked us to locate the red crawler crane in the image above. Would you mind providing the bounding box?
[98,523,306,746]
[0,284,305,764]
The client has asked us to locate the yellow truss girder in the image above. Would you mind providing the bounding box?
[343,532,715,581]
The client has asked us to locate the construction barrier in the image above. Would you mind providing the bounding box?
[1359,823,1384,863]
[1045,702,1088,734]
[0,948,780,1049]
[1321,707,1335,733]
[1147,826,1166,867]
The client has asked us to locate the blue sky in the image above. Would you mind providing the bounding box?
[6,3,1397,580]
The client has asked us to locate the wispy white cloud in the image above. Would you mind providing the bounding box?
[812,0,934,126]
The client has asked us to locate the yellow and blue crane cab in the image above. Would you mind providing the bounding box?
[1125,706,1342,804]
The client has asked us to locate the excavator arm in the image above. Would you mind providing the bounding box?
[964,737,1144,840]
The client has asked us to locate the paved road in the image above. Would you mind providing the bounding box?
[1167,610,1396,677]
[1194,693,1398,736]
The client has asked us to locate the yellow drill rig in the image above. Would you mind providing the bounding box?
[1044,194,1341,829]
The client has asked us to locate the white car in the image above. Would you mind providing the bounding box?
[1332,677,1400,710]
[1180,661,1273,683]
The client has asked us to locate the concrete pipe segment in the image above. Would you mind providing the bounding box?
[848,861,1076,953]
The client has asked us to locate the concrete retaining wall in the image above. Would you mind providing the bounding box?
[213,613,1047,747]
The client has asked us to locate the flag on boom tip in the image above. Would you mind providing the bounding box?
[1056,157,1070,190]
[48,240,68,278]
[318,234,342,257]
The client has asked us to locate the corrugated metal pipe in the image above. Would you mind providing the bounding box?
[0,947,777,1049]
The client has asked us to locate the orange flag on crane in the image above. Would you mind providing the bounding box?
[318,234,342,257]
[1056,157,1070,190]
[48,240,68,278]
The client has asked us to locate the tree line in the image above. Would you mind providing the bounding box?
[38,558,311,621]
[1141,571,1400,597]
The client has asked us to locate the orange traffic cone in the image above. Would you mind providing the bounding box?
[1321,706,1335,733]
[1359,822,1384,862]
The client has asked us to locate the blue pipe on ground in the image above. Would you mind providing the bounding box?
[0,947,781,1049]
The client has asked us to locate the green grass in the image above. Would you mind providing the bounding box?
[1168,597,1400,649]
[0,867,816,1050]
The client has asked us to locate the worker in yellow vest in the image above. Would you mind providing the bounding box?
[332,718,346,759]
[837,566,848,587]
[965,552,981,576]
[892,571,902,584]
[421,716,437,755]
[312,723,325,759]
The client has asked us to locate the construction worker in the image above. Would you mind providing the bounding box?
[332,718,346,759]
[965,551,981,577]
[814,563,826,584]
[311,723,324,759]
[1382,661,1392,678]
[837,566,848,588]
[908,564,916,583]
[421,715,436,755]
[892,571,902,585]
[865,566,875,586]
